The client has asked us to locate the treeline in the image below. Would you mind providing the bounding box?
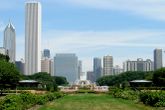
[97,68,165,87]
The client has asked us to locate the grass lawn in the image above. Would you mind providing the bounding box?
[38,94,158,110]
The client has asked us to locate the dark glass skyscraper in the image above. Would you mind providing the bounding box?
[43,49,50,58]
[93,58,102,81]
[54,53,78,83]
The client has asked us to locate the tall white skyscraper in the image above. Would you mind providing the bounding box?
[103,55,113,76]
[4,22,16,63]
[25,1,41,75]
[154,49,163,70]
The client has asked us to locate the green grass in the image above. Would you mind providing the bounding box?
[38,94,158,110]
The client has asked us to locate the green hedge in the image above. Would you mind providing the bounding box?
[0,92,64,110]
[139,91,165,107]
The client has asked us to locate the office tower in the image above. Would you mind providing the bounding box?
[113,65,123,75]
[43,49,50,58]
[15,59,25,74]
[41,58,51,74]
[93,57,102,81]
[154,49,163,70]
[78,60,82,80]
[87,71,94,82]
[123,58,153,72]
[25,1,41,75]
[103,55,113,76]
[50,59,54,76]
[3,22,16,63]
[0,47,6,55]
[54,53,78,83]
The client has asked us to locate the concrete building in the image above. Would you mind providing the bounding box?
[25,1,41,75]
[93,57,102,81]
[54,53,78,83]
[78,60,82,80]
[154,49,163,70]
[41,58,51,74]
[123,58,153,72]
[50,59,54,76]
[4,22,16,63]
[103,55,113,76]
[15,59,25,74]
[0,47,6,55]
[113,65,123,75]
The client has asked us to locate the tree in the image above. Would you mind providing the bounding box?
[53,76,68,86]
[0,60,21,94]
[153,68,165,87]
[0,53,10,62]
[24,72,57,91]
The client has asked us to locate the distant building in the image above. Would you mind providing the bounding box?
[0,47,6,55]
[93,57,102,81]
[25,1,41,75]
[54,53,78,83]
[50,59,54,76]
[78,60,82,80]
[123,58,153,72]
[113,65,123,75]
[43,49,50,58]
[87,71,94,83]
[154,49,163,70]
[4,22,16,63]
[103,55,113,76]
[41,58,51,74]
[15,59,25,74]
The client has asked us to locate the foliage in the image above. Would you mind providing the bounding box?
[53,76,68,85]
[153,68,165,87]
[97,71,153,86]
[111,88,139,101]
[0,53,10,62]
[139,91,165,107]
[0,92,64,110]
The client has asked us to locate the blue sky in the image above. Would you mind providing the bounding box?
[0,0,165,72]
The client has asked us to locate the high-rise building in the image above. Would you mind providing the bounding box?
[15,59,25,74]
[54,53,78,83]
[113,65,123,75]
[50,59,54,76]
[43,49,50,58]
[78,60,82,80]
[103,55,113,76]
[3,22,16,63]
[25,1,41,75]
[87,71,94,82]
[93,58,102,81]
[41,58,51,74]
[154,49,163,70]
[123,58,153,72]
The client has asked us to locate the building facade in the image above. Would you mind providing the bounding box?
[123,58,153,72]
[154,49,163,70]
[103,55,113,76]
[4,22,16,63]
[93,57,102,81]
[41,58,51,74]
[25,1,41,75]
[43,49,50,58]
[87,71,94,83]
[113,65,123,75]
[78,60,82,80]
[54,53,78,83]
[15,59,25,74]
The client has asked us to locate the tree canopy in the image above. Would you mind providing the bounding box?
[0,53,10,62]
[153,68,165,87]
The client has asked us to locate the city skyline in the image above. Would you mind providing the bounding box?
[0,0,165,72]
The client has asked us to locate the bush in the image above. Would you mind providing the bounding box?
[0,92,64,110]
[139,91,165,107]
[112,88,139,101]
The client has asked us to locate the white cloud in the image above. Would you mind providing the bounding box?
[58,0,165,21]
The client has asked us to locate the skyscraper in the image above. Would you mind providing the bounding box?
[93,58,102,81]
[4,22,16,63]
[25,1,41,75]
[43,49,50,58]
[54,53,78,83]
[103,55,113,76]
[78,60,82,80]
[154,49,163,70]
